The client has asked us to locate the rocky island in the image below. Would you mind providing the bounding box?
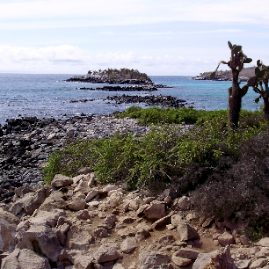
[66,68,153,85]
[193,66,255,81]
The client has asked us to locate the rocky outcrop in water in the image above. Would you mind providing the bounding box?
[106,94,186,108]
[77,85,158,91]
[66,68,153,85]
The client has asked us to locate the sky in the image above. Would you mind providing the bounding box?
[0,0,269,75]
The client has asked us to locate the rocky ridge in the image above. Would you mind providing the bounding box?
[1,173,269,269]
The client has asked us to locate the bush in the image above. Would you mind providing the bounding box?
[191,127,269,229]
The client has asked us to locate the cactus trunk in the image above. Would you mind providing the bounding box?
[262,94,269,120]
[229,70,241,129]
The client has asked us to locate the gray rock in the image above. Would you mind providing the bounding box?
[1,248,51,269]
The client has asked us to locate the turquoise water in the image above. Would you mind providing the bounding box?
[0,74,261,125]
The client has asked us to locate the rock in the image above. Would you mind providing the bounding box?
[1,248,51,269]
[94,227,109,238]
[66,225,95,250]
[151,212,173,229]
[255,247,269,258]
[172,196,190,211]
[144,202,166,220]
[234,260,251,269]
[173,248,200,259]
[99,214,117,230]
[67,197,86,211]
[139,251,171,269]
[170,213,183,227]
[239,234,251,246]
[177,221,199,241]
[39,194,67,213]
[192,252,218,269]
[171,255,192,267]
[249,258,268,269]
[10,187,48,215]
[85,189,100,202]
[51,174,73,188]
[17,224,62,262]
[202,246,238,269]
[218,232,235,246]
[158,235,175,246]
[257,237,269,247]
[95,246,123,264]
[29,209,66,227]
[0,208,19,252]
[120,238,137,254]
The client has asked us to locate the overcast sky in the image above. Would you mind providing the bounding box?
[0,0,268,75]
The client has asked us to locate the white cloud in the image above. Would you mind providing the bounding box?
[0,44,219,75]
[0,0,268,29]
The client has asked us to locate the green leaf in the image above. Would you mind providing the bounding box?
[247,76,257,87]
[257,60,262,67]
[254,97,260,103]
[210,72,216,80]
[228,41,233,50]
[240,85,248,97]
[255,67,261,76]
[243,58,252,64]
[266,66,269,72]
[260,69,266,78]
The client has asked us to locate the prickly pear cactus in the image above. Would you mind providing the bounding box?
[210,41,252,129]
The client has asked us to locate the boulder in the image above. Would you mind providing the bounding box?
[94,246,123,263]
[1,248,51,269]
[173,196,190,210]
[249,258,268,269]
[120,238,137,254]
[66,225,95,250]
[38,191,67,211]
[0,208,19,252]
[144,202,166,220]
[218,232,235,246]
[17,224,62,262]
[257,237,269,247]
[139,251,171,269]
[29,209,66,227]
[51,174,73,188]
[10,188,48,216]
[201,246,238,269]
[177,221,199,241]
[173,248,200,259]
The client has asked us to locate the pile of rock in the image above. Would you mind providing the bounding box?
[1,173,269,269]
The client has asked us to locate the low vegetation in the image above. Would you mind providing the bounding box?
[43,106,269,232]
[87,68,152,81]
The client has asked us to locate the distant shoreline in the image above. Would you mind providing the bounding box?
[192,66,255,81]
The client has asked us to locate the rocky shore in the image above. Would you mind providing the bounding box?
[0,115,156,203]
[1,172,269,268]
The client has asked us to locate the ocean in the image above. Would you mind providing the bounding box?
[0,73,261,125]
